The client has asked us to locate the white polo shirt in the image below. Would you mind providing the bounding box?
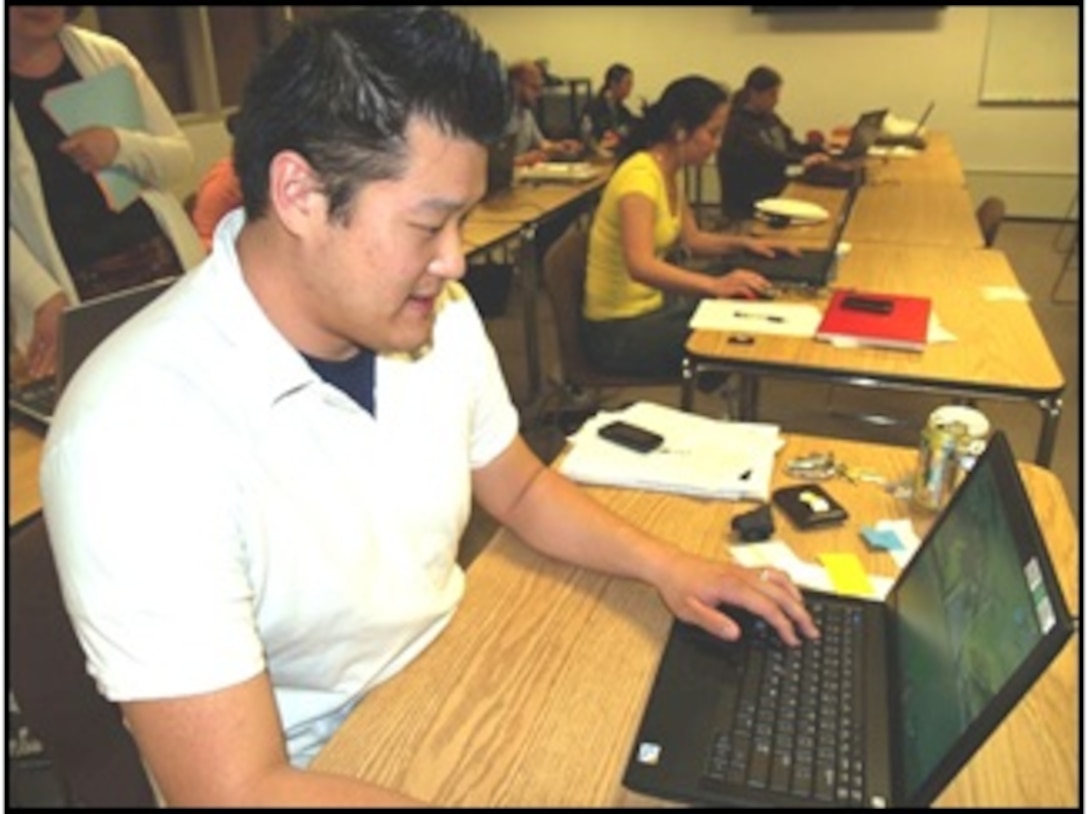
[41,210,521,766]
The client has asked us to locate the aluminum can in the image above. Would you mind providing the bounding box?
[930,405,991,489]
[912,417,965,511]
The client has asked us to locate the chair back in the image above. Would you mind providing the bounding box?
[976,196,1006,248]
[542,225,599,387]
[9,514,156,807]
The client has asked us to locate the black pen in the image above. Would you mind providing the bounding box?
[733,310,785,323]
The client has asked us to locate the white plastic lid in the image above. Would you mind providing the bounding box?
[930,405,990,438]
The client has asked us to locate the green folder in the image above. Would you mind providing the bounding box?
[41,65,144,212]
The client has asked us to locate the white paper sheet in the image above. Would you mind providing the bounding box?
[560,401,782,501]
[688,300,824,337]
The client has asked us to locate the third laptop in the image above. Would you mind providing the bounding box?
[9,276,175,428]
[802,108,888,188]
[623,429,1073,807]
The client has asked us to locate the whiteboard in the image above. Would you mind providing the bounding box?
[979,7,1079,104]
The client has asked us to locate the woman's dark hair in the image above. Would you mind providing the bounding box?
[233,6,508,224]
[744,65,782,93]
[737,65,781,106]
[617,75,728,163]
[600,62,632,95]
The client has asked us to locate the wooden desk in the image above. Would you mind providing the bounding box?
[844,183,983,249]
[9,422,44,527]
[462,216,523,257]
[312,433,1078,807]
[865,131,967,187]
[682,245,1065,466]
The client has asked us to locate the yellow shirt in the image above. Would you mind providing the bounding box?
[584,152,681,321]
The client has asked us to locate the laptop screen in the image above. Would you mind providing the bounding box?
[888,432,1071,803]
[841,109,888,158]
[486,134,517,195]
[57,276,175,393]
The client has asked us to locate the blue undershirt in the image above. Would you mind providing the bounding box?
[303,348,376,416]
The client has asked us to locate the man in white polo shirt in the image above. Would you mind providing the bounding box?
[41,7,817,807]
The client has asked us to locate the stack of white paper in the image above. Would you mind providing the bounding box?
[558,401,783,501]
[688,300,823,337]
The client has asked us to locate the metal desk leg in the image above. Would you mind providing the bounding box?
[515,223,542,403]
[681,357,697,412]
[1035,395,1063,468]
[738,374,760,421]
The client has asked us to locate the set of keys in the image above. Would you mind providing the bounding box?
[784,452,885,485]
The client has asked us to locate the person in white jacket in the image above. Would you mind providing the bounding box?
[9,6,204,380]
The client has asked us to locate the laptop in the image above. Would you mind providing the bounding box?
[486,134,517,195]
[699,185,855,290]
[708,249,837,290]
[9,277,175,428]
[623,430,1074,808]
[838,108,891,160]
[875,101,935,150]
[802,108,888,188]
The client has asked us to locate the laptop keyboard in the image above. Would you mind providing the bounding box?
[11,377,58,420]
[703,598,866,804]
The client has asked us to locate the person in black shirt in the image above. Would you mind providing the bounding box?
[579,62,640,156]
[9,6,203,380]
[715,65,830,220]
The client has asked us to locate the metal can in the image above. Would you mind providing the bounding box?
[930,405,991,489]
[912,417,966,512]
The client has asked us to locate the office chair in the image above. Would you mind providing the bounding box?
[537,224,679,430]
[975,196,1006,248]
[9,513,157,808]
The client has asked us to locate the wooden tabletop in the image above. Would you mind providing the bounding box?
[471,170,608,226]
[685,244,1064,399]
[864,131,967,187]
[462,217,524,257]
[8,422,44,527]
[844,183,983,249]
[312,433,1078,807]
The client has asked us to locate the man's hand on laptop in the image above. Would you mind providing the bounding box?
[652,549,820,647]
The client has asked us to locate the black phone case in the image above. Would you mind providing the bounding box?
[841,295,894,314]
[597,420,664,453]
[772,483,849,530]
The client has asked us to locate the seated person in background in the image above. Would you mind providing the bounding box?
[41,9,816,807]
[505,59,583,166]
[578,62,640,156]
[9,5,204,380]
[190,112,242,250]
[715,65,829,220]
[582,75,798,378]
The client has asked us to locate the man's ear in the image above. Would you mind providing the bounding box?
[268,150,324,236]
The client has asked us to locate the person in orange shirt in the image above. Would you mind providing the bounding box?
[190,113,242,250]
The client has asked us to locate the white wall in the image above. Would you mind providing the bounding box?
[447,5,1080,219]
[172,6,1079,218]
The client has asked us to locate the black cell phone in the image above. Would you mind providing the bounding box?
[841,295,894,314]
[597,420,664,453]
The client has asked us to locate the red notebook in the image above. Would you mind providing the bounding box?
[815,288,932,352]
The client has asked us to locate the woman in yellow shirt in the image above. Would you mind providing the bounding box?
[582,75,794,377]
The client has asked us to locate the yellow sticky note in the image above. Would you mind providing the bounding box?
[819,552,876,598]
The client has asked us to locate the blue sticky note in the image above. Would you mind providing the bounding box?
[861,526,904,551]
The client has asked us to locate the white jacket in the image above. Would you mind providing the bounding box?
[8,24,205,352]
